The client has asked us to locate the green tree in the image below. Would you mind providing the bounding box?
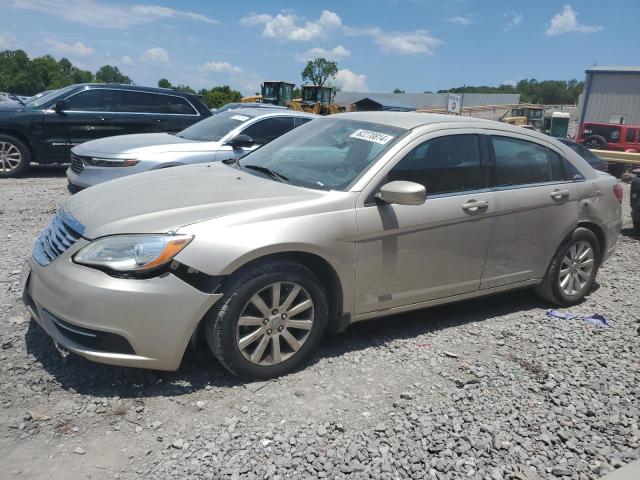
[301,58,337,86]
[158,78,172,88]
[200,85,242,108]
[393,88,406,94]
[95,65,132,84]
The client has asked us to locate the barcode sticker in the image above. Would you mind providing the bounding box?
[349,129,394,145]
[231,114,250,121]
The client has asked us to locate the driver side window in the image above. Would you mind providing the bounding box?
[387,135,483,195]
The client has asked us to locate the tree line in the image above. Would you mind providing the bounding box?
[436,79,584,105]
[0,49,243,109]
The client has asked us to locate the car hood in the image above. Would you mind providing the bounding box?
[65,162,326,238]
[73,132,221,156]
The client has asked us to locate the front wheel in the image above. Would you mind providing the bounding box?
[205,260,328,379]
[535,228,601,306]
[0,134,31,177]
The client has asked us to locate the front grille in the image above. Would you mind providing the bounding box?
[70,152,84,174]
[33,210,85,266]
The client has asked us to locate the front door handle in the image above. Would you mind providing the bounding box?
[96,115,111,121]
[152,117,165,123]
[461,199,489,212]
[550,189,570,200]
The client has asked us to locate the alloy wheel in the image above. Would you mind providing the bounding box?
[236,281,315,366]
[0,142,22,172]
[559,240,594,296]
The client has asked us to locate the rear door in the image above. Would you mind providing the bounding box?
[480,133,588,289]
[112,90,201,135]
[43,88,117,163]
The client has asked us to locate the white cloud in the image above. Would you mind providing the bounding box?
[4,0,217,29]
[44,39,94,56]
[447,15,474,26]
[141,47,170,65]
[0,33,17,48]
[371,29,443,55]
[545,5,602,36]
[296,45,350,61]
[204,61,243,75]
[503,11,523,31]
[333,69,368,91]
[240,10,342,41]
[121,55,134,66]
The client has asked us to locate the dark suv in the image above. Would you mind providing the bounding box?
[0,84,211,177]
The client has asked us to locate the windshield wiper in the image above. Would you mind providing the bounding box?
[8,93,25,105]
[242,164,289,183]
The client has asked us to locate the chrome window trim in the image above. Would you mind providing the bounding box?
[46,86,201,116]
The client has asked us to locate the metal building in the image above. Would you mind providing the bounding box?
[334,91,520,110]
[578,66,640,126]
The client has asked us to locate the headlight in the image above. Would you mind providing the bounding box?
[84,157,139,167]
[74,234,193,273]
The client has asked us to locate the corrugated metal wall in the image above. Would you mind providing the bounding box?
[581,73,640,124]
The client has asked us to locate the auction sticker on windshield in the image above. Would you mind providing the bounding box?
[349,129,394,145]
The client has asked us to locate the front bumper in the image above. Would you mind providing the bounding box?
[22,248,222,371]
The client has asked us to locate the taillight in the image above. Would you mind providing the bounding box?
[613,183,623,204]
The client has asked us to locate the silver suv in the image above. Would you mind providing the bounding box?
[22,112,622,379]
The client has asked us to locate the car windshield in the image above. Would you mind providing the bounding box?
[27,86,76,108]
[238,118,408,191]
[176,111,255,141]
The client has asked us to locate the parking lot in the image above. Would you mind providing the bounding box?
[0,167,638,480]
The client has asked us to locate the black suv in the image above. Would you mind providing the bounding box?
[631,174,640,234]
[0,84,211,177]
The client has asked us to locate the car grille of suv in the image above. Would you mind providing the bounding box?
[32,210,85,266]
[70,153,85,174]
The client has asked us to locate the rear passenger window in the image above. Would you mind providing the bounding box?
[115,91,196,115]
[491,136,564,187]
[626,129,637,143]
[387,135,482,195]
[548,150,584,181]
[241,117,296,144]
[65,89,113,111]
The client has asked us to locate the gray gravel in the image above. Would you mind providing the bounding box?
[1,167,638,480]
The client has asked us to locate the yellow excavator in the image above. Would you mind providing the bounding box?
[241,81,295,107]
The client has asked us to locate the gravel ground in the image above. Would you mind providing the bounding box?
[1,167,639,480]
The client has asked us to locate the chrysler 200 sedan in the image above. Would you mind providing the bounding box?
[21,112,622,379]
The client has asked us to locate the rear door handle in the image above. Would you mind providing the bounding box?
[461,199,489,212]
[550,189,570,200]
[152,117,165,123]
[96,115,111,121]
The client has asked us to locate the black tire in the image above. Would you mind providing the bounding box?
[204,260,328,379]
[535,228,601,306]
[0,134,31,178]
[634,219,640,235]
[583,135,607,150]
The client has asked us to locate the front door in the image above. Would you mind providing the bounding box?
[355,133,494,315]
[43,88,118,163]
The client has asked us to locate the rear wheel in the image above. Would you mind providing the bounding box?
[205,260,328,379]
[535,228,600,306]
[0,134,31,178]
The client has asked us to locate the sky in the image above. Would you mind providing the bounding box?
[0,0,636,95]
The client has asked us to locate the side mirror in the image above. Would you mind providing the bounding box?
[227,134,254,149]
[375,181,426,206]
[54,100,68,113]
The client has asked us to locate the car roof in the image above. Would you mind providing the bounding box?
[334,111,522,132]
[74,83,198,97]
[230,107,317,118]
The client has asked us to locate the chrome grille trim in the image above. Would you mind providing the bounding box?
[70,152,84,174]
[33,210,85,266]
